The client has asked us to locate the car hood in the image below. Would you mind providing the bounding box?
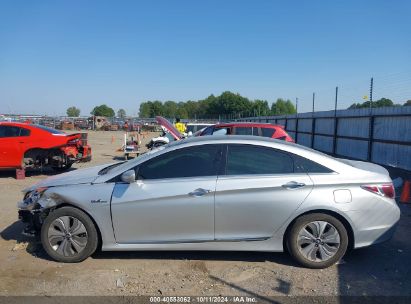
[156,116,182,140]
[24,164,109,192]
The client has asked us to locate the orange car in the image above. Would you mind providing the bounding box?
[0,122,91,171]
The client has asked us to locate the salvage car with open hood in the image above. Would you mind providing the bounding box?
[145,116,183,149]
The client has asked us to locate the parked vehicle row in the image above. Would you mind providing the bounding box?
[146,116,294,149]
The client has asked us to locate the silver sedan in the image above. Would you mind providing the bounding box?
[18,136,400,268]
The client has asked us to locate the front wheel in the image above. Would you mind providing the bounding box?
[52,162,72,172]
[287,213,348,268]
[41,206,98,263]
[152,141,166,148]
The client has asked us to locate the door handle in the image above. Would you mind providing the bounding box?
[282,181,306,189]
[189,188,211,197]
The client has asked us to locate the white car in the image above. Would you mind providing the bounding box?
[18,135,400,268]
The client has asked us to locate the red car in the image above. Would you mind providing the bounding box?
[0,122,92,171]
[197,122,294,142]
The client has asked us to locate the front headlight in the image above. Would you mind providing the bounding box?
[18,187,48,210]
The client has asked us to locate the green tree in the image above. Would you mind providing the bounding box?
[139,101,153,118]
[91,104,115,117]
[347,97,395,109]
[117,109,126,118]
[138,92,297,118]
[403,100,411,106]
[151,101,164,116]
[163,101,178,118]
[66,106,80,117]
[251,99,270,116]
[271,98,296,115]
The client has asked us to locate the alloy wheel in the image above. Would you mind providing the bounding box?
[47,216,88,257]
[296,220,341,262]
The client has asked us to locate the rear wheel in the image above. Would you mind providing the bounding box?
[287,213,348,268]
[41,206,98,263]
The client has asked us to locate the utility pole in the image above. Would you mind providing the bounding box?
[295,97,298,115]
[369,77,374,110]
[311,92,316,148]
[312,92,315,113]
[333,86,339,155]
[334,86,338,114]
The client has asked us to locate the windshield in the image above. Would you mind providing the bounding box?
[102,146,167,176]
[98,161,126,175]
[164,132,176,142]
[30,124,65,134]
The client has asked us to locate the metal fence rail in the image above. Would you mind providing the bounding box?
[238,106,411,171]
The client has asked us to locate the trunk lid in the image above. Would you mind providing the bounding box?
[337,158,390,177]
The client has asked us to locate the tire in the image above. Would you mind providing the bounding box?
[52,162,72,172]
[153,141,166,148]
[287,213,348,269]
[41,206,98,263]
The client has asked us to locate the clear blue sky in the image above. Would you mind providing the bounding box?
[1,0,410,116]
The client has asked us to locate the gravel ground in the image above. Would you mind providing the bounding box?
[0,131,410,298]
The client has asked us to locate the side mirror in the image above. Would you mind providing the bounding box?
[121,170,136,183]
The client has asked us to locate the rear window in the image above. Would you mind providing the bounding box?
[201,126,214,136]
[30,124,65,134]
[261,127,275,137]
[293,155,333,173]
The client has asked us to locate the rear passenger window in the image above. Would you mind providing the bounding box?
[226,145,294,175]
[261,128,275,138]
[293,155,333,173]
[20,128,30,136]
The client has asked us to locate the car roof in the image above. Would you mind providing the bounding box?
[99,135,353,182]
[97,134,359,183]
[0,122,32,127]
[215,122,283,128]
[168,134,294,149]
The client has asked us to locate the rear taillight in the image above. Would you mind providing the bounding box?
[361,183,395,199]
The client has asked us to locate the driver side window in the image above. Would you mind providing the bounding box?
[137,145,222,180]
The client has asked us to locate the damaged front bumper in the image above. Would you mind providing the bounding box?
[18,209,42,236]
[17,188,57,236]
